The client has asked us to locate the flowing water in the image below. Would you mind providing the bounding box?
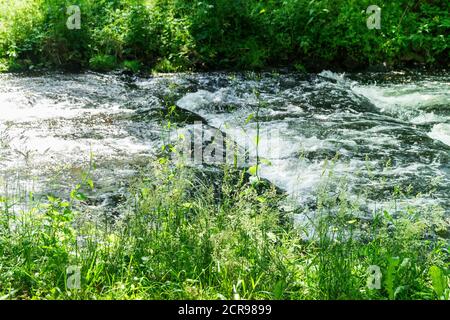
[0,70,449,217]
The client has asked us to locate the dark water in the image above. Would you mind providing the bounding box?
[0,70,449,218]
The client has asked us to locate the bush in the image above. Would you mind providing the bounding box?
[89,54,117,71]
[122,59,141,73]
[0,0,448,72]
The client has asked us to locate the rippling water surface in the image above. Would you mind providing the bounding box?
[0,70,449,216]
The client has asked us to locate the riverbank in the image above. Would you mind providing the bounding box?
[0,159,448,300]
[1,0,448,74]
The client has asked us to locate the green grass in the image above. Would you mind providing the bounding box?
[0,157,448,300]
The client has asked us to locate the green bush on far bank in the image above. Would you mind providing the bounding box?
[0,0,448,73]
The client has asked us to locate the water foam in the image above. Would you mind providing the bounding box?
[429,123,450,147]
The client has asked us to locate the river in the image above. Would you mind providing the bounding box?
[0,70,449,218]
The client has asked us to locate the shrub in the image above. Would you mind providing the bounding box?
[89,54,117,71]
[1,0,448,72]
[122,59,141,73]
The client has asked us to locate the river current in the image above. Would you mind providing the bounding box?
[0,70,449,217]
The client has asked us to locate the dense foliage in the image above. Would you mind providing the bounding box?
[0,0,448,72]
[0,160,449,299]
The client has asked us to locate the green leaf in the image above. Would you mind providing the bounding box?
[87,179,94,190]
[182,202,194,209]
[245,113,254,124]
[75,192,87,201]
[429,266,447,299]
[256,196,266,203]
[273,280,285,299]
[248,165,258,176]
[386,257,400,300]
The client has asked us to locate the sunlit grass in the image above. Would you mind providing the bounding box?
[0,157,448,300]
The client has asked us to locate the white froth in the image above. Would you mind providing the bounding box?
[428,123,450,147]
